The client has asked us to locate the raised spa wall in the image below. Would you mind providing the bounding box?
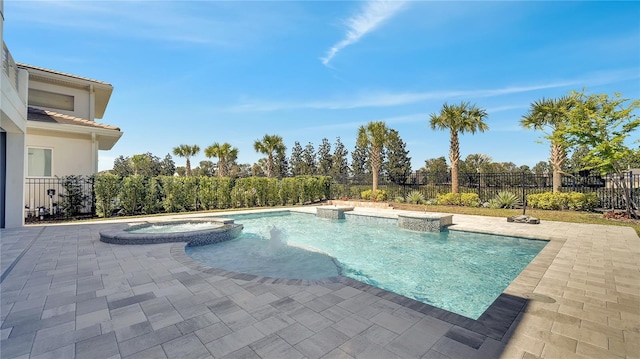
[316,206,453,232]
[99,219,243,246]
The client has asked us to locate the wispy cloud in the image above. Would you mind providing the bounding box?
[229,68,640,112]
[7,1,291,48]
[321,0,407,67]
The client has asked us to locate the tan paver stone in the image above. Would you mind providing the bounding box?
[576,341,625,359]
[540,343,591,359]
[580,319,625,341]
[609,335,640,358]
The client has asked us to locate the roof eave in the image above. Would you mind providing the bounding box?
[27,121,123,150]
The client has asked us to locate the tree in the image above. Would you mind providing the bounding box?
[193,160,215,177]
[330,137,350,181]
[273,150,289,179]
[204,142,238,177]
[532,161,552,175]
[383,129,412,185]
[317,138,333,175]
[253,134,285,178]
[251,160,266,177]
[159,154,176,176]
[112,155,133,176]
[463,153,492,188]
[430,102,489,193]
[230,163,251,178]
[357,121,390,192]
[562,91,640,217]
[289,141,304,176]
[421,157,448,184]
[130,154,153,176]
[351,141,368,178]
[521,96,574,193]
[464,153,492,174]
[172,144,200,176]
[301,142,317,175]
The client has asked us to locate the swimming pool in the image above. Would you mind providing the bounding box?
[186,211,547,319]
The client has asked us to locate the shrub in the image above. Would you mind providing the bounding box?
[460,193,481,207]
[527,192,566,210]
[436,193,462,206]
[361,189,388,201]
[120,175,146,215]
[58,175,90,216]
[94,174,120,217]
[528,191,599,212]
[406,190,425,205]
[161,176,197,212]
[143,177,162,214]
[488,191,521,209]
[394,196,405,203]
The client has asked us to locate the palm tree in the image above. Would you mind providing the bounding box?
[204,142,238,177]
[356,121,390,192]
[520,96,572,193]
[253,134,285,178]
[172,144,200,176]
[430,102,489,194]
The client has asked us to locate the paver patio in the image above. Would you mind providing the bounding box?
[1,207,638,358]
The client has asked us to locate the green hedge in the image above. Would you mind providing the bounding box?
[94,174,332,218]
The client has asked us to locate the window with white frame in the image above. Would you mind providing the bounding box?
[27,148,52,177]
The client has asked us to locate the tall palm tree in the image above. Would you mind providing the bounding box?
[253,134,285,178]
[357,121,390,192]
[520,96,572,193]
[204,142,238,177]
[430,102,489,194]
[172,144,200,176]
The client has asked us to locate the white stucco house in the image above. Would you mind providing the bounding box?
[1,1,123,227]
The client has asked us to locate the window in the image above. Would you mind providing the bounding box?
[28,89,74,111]
[27,148,52,177]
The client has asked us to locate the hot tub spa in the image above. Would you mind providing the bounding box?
[99,218,243,246]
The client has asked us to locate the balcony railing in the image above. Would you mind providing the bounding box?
[2,42,19,91]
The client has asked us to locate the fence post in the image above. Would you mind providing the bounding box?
[521,171,526,204]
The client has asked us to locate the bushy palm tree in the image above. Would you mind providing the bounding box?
[520,96,573,193]
[172,144,200,176]
[204,142,238,177]
[430,102,489,194]
[253,134,285,178]
[357,121,390,192]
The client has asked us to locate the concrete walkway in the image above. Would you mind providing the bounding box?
[0,207,638,359]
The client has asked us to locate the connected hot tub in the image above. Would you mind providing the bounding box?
[99,218,243,246]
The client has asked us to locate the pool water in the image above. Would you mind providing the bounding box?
[186,211,547,319]
[128,222,223,234]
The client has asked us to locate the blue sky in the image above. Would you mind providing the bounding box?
[5,1,639,172]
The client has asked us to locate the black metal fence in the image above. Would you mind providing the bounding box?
[23,171,639,222]
[331,171,640,211]
[25,176,95,223]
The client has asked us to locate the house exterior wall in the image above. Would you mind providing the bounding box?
[27,81,92,120]
[26,130,94,176]
[1,0,30,228]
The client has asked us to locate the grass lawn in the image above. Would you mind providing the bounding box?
[392,203,640,237]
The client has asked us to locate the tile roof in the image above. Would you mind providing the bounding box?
[17,63,112,86]
[27,107,121,131]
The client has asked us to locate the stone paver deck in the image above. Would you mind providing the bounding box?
[0,207,638,359]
